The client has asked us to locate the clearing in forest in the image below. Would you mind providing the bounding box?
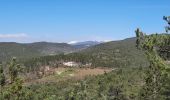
[25,67,113,85]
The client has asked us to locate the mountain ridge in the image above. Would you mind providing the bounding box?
[70,41,103,49]
[0,42,77,62]
[0,41,104,62]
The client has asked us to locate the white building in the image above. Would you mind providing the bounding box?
[63,62,79,67]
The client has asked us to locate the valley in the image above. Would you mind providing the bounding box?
[0,1,170,99]
[1,35,170,99]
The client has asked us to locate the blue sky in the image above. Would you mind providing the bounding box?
[0,0,169,43]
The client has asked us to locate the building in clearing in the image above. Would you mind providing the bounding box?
[63,62,79,67]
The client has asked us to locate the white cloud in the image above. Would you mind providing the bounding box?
[0,33,28,38]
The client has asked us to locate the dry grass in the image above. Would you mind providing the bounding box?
[24,67,112,85]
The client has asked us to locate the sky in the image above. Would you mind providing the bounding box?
[0,0,169,43]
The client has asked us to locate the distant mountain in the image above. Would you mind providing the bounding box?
[69,41,103,49]
[0,38,149,68]
[0,42,77,62]
[0,40,107,62]
[26,42,77,55]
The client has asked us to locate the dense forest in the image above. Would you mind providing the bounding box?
[0,16,170,100]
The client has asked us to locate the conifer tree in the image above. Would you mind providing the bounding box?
[107,85,127,100]
[163,16,170,33]
[9,57,21,83]
[0,64,5,87]
[136,16,170,100]
[2,57,24,100]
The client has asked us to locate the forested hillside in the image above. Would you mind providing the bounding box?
[0,42,77,62]
[80,37,148,67]
[22,37,148,73]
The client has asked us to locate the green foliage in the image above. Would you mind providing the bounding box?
[2,78,23,100]
[80,38,148,68]
[23,38,148,74]
[163,16,170,33]
[17,68,144,100]
[0,58,25,100]
[0,42,77,62]
[107,85,127,100]
[0,64,5,87]
[9,57,22,83]
[135,17,170,99]
[23,53,93,72]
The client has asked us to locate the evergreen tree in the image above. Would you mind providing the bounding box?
[136,28,141,49]
[98,79,105,97]
[77,81,89,100]
[1,57,24,100]
[136,16,170,100]
[107,85,127,100]
[163,16,170,33]
[9,57,22,83]
[0,64,5,87]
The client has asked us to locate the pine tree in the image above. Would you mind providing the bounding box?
[163,16,170,33]
[0,64,5,87]
[136,28,141,49]
[9,57,22,83]
[136,16,170,100]
[2,57,24,100]
[107,85,127,100]
[0,64,6,99]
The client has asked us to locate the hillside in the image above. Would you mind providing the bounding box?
[10,67,146,100]
[0,42,77,62]
[70,41,102,49]
[0,37,148,69]
[79,37,148,67]
[23,37,148,72]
